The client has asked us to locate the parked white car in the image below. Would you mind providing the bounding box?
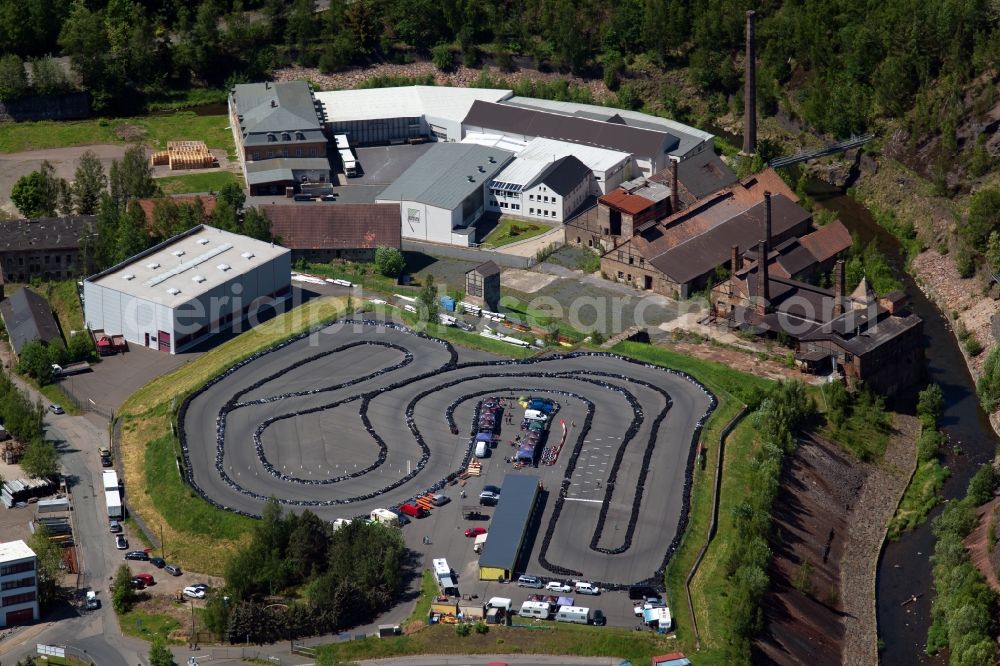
[545,581,572,593]
[574,581,601,595]
[183,586,206,599]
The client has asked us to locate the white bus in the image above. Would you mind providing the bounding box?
[519,600,552,619]
[555,606,590,624]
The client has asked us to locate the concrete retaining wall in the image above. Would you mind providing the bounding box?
[402,239,535,269]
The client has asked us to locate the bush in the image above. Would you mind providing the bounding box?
[431,44,454,72]
[954,241,976,278]
[474,621,489,634]
[979,346,1000,412]
[455,622,471,636]
[917,383,944,427]
[374,246,405,278]
[967,465,999,506]
[965,337,984,357]
[917,428,945,463]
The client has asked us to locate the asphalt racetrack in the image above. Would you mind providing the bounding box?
[180,319,715,586]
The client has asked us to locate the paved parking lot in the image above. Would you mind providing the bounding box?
[180,317,714,629]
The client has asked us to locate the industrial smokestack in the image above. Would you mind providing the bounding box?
[743,10,757,155]
[731,244,742,273]
[670,156,680,212]
[833,259,845,318]
[756,239,769,316]
[763,190,772,253]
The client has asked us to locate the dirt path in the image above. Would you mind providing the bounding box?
[963,496,1000,593]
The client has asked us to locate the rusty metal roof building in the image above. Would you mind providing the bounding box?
[259,203,401,250]
[0,287,62,355]
[649,195,810,285]
[798,219,852,263]
[0,216,95,252]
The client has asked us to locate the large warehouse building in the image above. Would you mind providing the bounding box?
[376,143,514,246]
[83,226,291,354]
[315,86,512,145]
[478,474,540,581]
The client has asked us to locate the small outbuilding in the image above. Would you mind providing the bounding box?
[465,261,500,312]
[0,287,63,358]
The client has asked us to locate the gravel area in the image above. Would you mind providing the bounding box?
[840,413,919,666]
[274,63,613,101]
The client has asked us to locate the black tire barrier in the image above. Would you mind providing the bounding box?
[175,320,716,589]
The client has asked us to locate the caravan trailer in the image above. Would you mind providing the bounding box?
[555,606,590,624]
[519,600,552,619]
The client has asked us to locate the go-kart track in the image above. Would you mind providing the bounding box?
[179,319,715,586]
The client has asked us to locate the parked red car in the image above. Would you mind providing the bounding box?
[133,572,154,586]
[465,527,487,538]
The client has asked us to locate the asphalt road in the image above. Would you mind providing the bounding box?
[181,319,713,629]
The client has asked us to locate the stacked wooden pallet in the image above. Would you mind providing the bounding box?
[149,141,215,170]
[466,460,482,476]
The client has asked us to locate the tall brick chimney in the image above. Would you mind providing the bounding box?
[763,190,772,253]
[670,156,680,212]
[756,239,769,316]
[833,259,845,318]
[743,10,757,155]
[731,244,742,273]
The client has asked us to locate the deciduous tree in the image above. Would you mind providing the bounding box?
[20,439,59,479]
[28,524,63,610]
[109,145,157,209]
[374,246,405,277]
[0,54,27,101]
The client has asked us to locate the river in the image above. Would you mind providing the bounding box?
[808,181,999,664]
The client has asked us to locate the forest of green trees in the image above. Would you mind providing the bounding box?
[0,0,996,141]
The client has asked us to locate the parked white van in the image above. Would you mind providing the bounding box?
[486,597,512,612]
[519,600,552,619]
[524,409,547,421]
[574,581,601,595]
[555,606,590,624]
[475,440,489,458]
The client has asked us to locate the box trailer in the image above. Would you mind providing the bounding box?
[474,532,488,553]
[102,470,118,491]
[105,489,122,519]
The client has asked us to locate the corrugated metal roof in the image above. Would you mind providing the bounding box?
[376,143,514,210]
[0,287,62,355]
[245,157,331,186]
[798,219,852,263]
[463,101,679,158]
[260,203,400,250]
[478,474,539,571]
[650,195,810,284]
[502,96,712,158]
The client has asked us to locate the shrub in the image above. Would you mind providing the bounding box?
[954,241,976,278]
[965,337,984,357]
[374,246,405,278]
[978,346,1000,412]
[917,428,945,463]
[967,464,999,506]
[474,621,489,634]
[431,44,454,72]
[455,622,471,636]
[917,384,944,426]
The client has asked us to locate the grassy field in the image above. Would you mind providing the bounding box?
[0,112,235,157]
[157,171,240,195]
[887,459,949,539]
[315,622,678,665]
[119,608,182,644]
[479,219,553,249]
[119,296,346,575]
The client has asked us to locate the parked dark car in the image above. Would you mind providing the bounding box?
[591,610,606,626]
[150,557,166,568]
[130,577,145,589]
[124,551,149,561]
[388,508,410,526]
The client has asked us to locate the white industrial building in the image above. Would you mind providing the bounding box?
[487,155,592,223]
[463,133,634,194]
[376,143,514,246]
[315,86,513,145]
[0,540,38,627]
[83,226,291,354]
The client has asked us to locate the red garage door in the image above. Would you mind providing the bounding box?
[6,607,34,625]
[157,330,171,353]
